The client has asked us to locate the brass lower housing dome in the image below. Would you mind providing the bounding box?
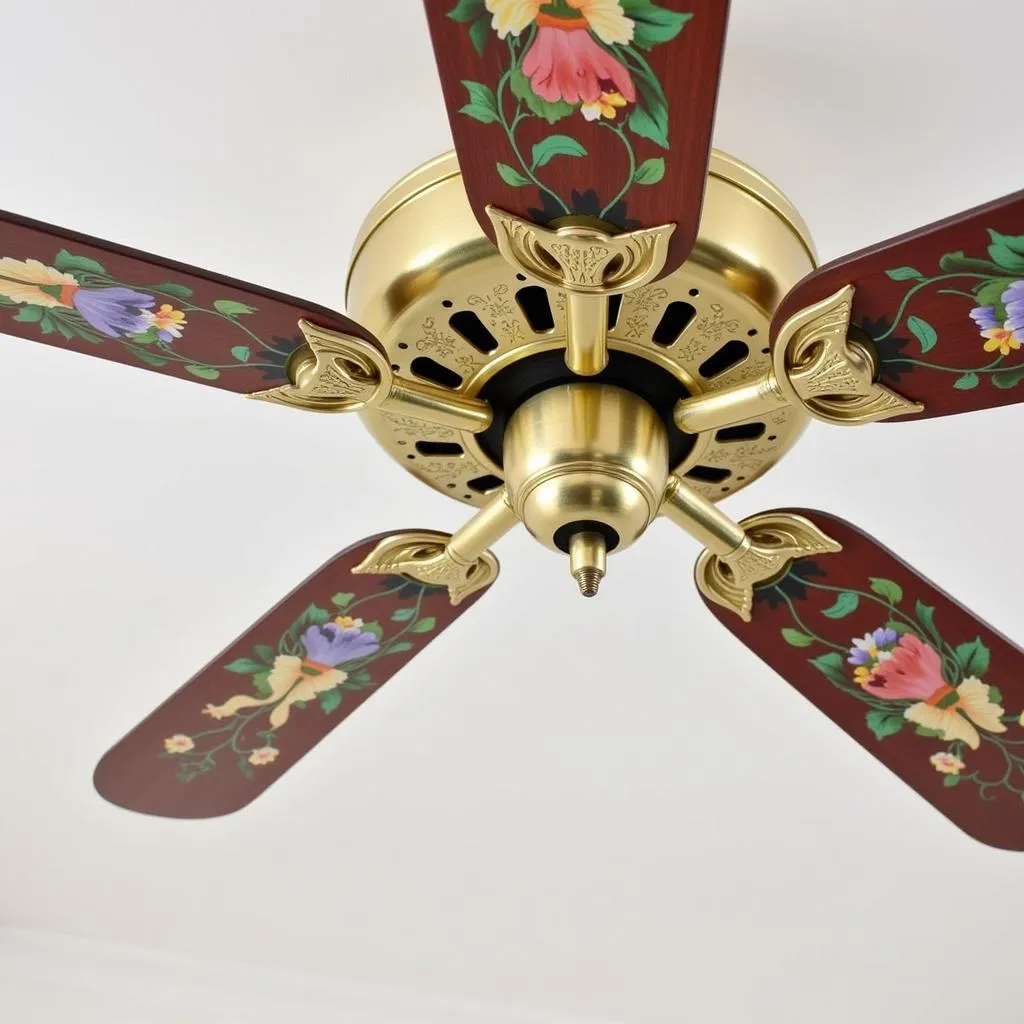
[345,150,817,508]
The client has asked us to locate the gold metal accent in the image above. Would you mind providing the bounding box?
[673,374,789,435]
[346,150,815,507]
[250,319,492,433]
[486,207,675,377]
[502,383,669,553]
[352,491,516,605]
[660,475,747,554]
[693,512,843,621]
[569,531,607,597]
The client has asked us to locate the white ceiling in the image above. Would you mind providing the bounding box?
[2,1,1023,1022]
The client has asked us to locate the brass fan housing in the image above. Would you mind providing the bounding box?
[346,150,817,508]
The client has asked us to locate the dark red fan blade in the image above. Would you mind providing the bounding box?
[424,0,730,275]
[94,533,494,818]
[772,191,1024,420]
[0,209,376,392]
[702,510,1024,851]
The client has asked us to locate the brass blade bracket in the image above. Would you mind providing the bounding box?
[673,285,924,434]
[660,476,842,621]
[352,488,518,605]
[250,318,492,434]
[486,207,675,378]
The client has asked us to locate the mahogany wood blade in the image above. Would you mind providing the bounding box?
[702,510,1024,850]
[424,0,730,274]
[94,534,494,818]
[0,209,376,392]
[772,191,1024,420]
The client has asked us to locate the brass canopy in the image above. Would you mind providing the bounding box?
[502,384,669,553]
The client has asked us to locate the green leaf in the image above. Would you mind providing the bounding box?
[954,372,979,390]
[53,249,107,277]
[38,311,55,335]
[943,774,960,788]
[914,725,946,737]
[885,266,924,281]
[781,627,814,647]
[627,101,668,150]
[810,652,849,688]
[915,601,941,646]
[252,671,273,698]
[411,616,437,634]
[12,305,43,324]
[993,368,1024,390]
[496,162,531,187]
[224,657,266,674]
[361,620,384,641]
[331,592,355,608]
[531,134,587,170]
[230,345,251,362]
[907,315,937,354]
[391,607,416,622]
[870,578,903,604]
[132,349,168,368]
[385,641,414,655]
[236,755,254,780]
[954,637,991,678]
[185,364,221,380]
[319,689,343,714]
[446,0,486,21]
[633,157,665,185]
[988,686,1004,705]
[973,277,1018,309]
[152,282,193,299]
[468,14,491,56]
[509,68,574,124]
[254,644,276,664]
[129,328,162,345]
[987,230,1024,273]
[213,299,256,317]
[887,619,915,635]
[866,709,905,741]
[822,591,859,619]
[939,251,1003,275]
[620,0,692,49]
[459,80,500,124]
[343,670,376,690]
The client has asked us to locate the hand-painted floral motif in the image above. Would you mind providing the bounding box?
[0,248,296,382]
[869,231,1024,394]
[159,579,440,782]
[448,0,691,226]
[769,563,1024,801]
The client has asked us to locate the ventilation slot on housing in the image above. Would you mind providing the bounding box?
[607,294,623,329]
[685,465,732,484]
[698,340,749,379]
[449,311,499,354]
[410,357,463,390]
[516,286,555,332]
[652,301,696,347]
[415,442,465,457]
[466,474,503,494]
[715,423,766,443]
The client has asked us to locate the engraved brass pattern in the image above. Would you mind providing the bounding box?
[345,150,817,507]
[695,513,843,621]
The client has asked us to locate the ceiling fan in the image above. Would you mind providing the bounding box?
[5,0,1024,849]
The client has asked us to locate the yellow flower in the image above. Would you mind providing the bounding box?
[982,327,1022,356]
[484,0,633,44]
[145,303,187,339]
[581,90,628,121]
[248,746,280,767]
[163,734,195,754]
[853,665,874,687]
[904,677,1006,750]
[929,751,966,775]
[0,257,78,307]
[334,616,364,629]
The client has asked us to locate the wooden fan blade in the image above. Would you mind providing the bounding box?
[701,510,1024,850]
[424,0,730,275]
[772,191,1024,421]
[94,533,494,818]
[0,209,376,392]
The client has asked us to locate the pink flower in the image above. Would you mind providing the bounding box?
[861,634,947,702]
[522,15,635,106]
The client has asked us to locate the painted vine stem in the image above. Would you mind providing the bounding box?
[768,563,1024,802]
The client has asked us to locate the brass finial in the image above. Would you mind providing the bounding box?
[569,531,607,598]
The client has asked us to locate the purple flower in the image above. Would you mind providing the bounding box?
[847,627,899,666]
[301,623,380,667]
[970,305,999,332]
[71,287,155,338]
[1001,280,1024,333]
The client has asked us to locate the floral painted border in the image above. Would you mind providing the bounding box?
[868,230,1024,394]
[448,0,692,227]
[159,577,442,782]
